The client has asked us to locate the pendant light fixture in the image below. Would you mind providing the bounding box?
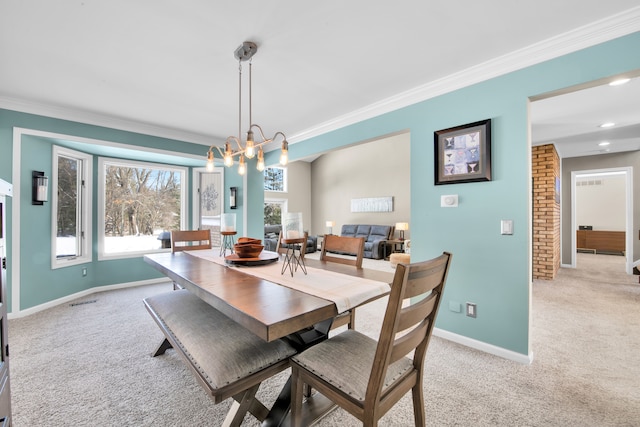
[206,41,289,175]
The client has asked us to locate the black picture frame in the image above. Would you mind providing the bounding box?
[434,119,492,185]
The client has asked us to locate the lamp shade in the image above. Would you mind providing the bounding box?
[326,220,336,227]
[395,222,409,231]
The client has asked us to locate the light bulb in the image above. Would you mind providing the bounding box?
[279,140,289,166]
[245,130,255,159]
[206,150,215,172]
[256,147,265,172]
[238,155,246,175]
[223,142,234,167]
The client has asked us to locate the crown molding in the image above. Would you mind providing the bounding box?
[0,95,218,146]
[290,7,640,143]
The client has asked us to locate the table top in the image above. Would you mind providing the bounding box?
[144,252,393,342]
[385,239,405,244]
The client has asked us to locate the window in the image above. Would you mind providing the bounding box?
[98,158,187,259]
[264,167,287,192]
[264,199,287,226]
[51,146,92,268]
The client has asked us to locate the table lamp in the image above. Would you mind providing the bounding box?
[326,220,335,235]
[395,222,409,240]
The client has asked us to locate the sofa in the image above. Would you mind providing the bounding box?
[340,224,394,259]
[264,224,317,253]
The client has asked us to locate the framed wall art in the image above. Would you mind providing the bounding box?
[434,119,492,185]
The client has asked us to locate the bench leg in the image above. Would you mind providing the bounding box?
[222,383,264,427]
[152,338,173,357]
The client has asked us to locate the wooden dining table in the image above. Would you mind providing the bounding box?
[144,250,393,426]
[144,251,392,343]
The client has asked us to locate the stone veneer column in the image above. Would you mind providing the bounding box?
[532,144,560,280]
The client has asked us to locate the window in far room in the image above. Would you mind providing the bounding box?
[264,166,287,192]
[264,199,286,226]
[97,158,187,259]
[52,145,92,269]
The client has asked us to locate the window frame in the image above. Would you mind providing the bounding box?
[51,145,93,269]
[97,157,188,260]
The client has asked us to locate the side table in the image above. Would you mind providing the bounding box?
[383,239,405,260]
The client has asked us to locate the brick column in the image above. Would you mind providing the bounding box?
[532,144,560,280]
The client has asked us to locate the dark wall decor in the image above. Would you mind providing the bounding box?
[434,119,492,185]
[230,186,238,209]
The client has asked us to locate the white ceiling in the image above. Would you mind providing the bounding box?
[530,74,640,157]
[1,1,639,159]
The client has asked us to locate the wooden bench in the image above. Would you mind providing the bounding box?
[144,290,297,426]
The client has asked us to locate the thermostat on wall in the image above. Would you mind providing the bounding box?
[441,195,458,207]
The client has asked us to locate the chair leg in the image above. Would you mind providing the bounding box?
[290,366,304,427]
[348,308,356,329]
[411,381,426,427]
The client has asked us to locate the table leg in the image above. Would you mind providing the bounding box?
[261,319,337,427]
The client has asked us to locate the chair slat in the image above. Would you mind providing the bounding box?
[396,292,437,332]
[405,261,448,298]
[389,320,429,364]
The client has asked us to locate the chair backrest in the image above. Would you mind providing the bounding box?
[170,230,212,253]
[366,252,452,403]
[320,234,365,268]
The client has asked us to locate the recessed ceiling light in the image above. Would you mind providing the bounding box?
[598,141,610,146]
[609,78,630,86]
[600,122,615,128]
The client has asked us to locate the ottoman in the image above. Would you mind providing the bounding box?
[389,253,411,268]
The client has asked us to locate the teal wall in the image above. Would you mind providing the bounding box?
[2,32,639,356]
[260,32,640,356]
[0,109,242,312]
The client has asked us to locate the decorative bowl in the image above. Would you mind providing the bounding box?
[237,237,262,245]
[234,243,264,258]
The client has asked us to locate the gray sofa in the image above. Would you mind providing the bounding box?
[264,224,317,253]
[340,224,394,259]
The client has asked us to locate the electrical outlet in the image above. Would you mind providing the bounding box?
[466,302,477,318]
[82,267,87,277]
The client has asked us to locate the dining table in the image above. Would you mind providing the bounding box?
[143,249,393,426]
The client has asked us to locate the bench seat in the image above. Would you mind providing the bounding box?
[144,290,296,425]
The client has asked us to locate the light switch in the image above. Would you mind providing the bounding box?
[501,220,513,235]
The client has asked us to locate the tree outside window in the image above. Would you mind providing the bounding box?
[98,158,187,258]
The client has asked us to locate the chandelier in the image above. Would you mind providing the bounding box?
[206,41,289,175]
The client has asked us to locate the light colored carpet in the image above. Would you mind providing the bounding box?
[8,253,640,426]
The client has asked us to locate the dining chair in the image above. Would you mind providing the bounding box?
[290,252,452,427]
[170,229,212,253]
[320,234,365,329]
[169,230,212,289]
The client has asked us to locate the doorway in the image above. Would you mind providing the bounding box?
[571,168,633,274]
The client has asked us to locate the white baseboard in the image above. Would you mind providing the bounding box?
[433,327,533,365]
[8,278,170,319]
